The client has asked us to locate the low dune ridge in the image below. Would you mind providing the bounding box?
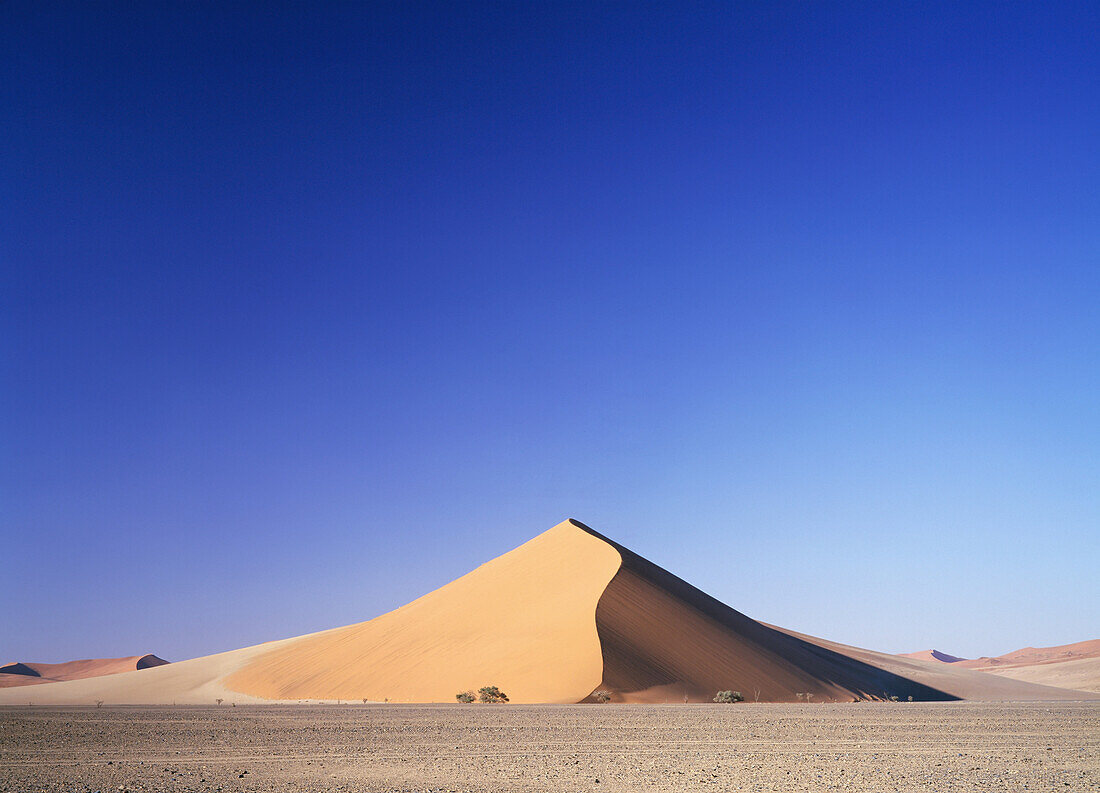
[979,656,1100,693]
[0,655,168,688]
[944,640,1100,693]
[955,639,1100,670]
[899,649,967,664]
[1,520,1096,705]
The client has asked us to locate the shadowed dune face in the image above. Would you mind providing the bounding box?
[135,654,169,670]
[582,523,956,703]
[0,663,40,677]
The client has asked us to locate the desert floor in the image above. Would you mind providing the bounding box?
[1,702,1098,792]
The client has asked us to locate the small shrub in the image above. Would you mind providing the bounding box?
[889,695,899,702]
[713,690,744,703]
[456,690,476,703]
[907,695,914,702]
[216,698,223,706]
[478,686,509,703]
[593,690,612,703]
[95,701,103,709]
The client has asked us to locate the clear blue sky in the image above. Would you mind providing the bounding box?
[3,2,1097,664]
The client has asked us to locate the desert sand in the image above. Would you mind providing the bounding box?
[2,703,1098,792]
[0,655,167,688]
[1,519,1095,706]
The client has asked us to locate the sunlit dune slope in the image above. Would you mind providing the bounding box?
[224,521,621,703]
[981,656,1100,692]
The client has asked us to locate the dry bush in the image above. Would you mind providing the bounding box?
[478,686,509,703]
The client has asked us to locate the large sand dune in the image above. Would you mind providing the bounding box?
[0,655,168,688]
[2,520,1095,705]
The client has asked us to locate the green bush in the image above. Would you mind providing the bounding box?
[455,691,476,703]
[478,686,509,703]
[713,690,744,703]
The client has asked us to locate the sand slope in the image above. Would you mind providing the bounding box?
[223,522,621,703]
[2,519,1095,705]
[981,657,1100,692]
[0,655,168,688]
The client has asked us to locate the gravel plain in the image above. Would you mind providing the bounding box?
[1,702,1097,792]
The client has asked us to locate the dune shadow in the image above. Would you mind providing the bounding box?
[571,519,959,702]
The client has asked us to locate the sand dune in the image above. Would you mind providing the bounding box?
[0,655,168,688]
[1,520,1095,705]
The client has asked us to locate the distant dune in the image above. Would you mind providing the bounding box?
[2,520,1095,705]
[955,639,1100,670]
[899,649,968,664]
[0,655,168,688]
[953,640,1100,693]
[894,640,1100,692]
[979,656,1100,692]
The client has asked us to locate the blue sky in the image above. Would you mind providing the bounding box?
[2,2,1097,663]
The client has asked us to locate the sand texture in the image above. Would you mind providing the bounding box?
[2,519,1096,705]
[1,703,1098,792]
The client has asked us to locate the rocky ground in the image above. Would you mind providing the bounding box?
[1,702,1097,792]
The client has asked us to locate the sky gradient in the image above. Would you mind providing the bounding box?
[3,2,1098,664]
